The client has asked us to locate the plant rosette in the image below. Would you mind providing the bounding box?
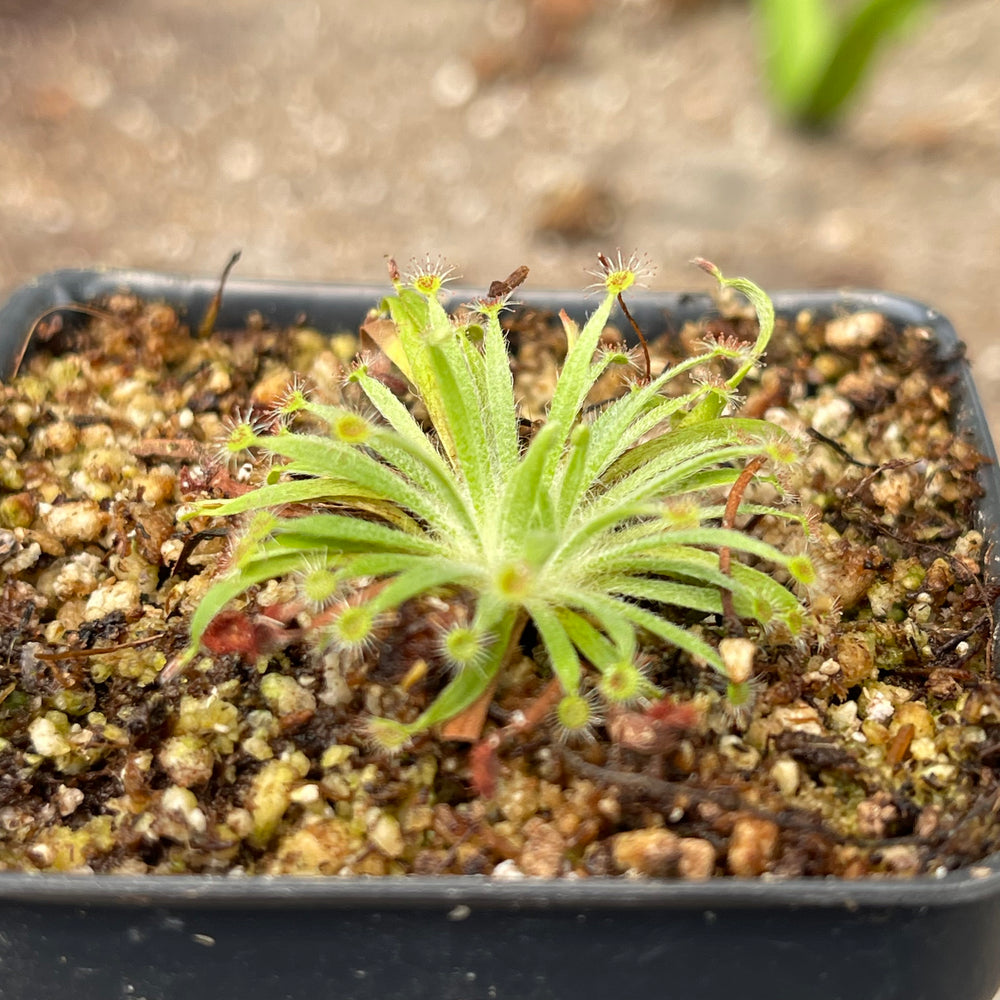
[177,253,817,758]
[0,258,999,1000]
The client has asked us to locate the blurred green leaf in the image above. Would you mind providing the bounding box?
[755,0,928,127]
[801,0,927,126]
[755,0,836,113]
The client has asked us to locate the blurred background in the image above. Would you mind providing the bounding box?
[0,0,998,428]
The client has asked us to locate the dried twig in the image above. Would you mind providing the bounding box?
[36,633,168,661]
[198,250,242,338]
[718,455,767,632]
[8,304,124,380]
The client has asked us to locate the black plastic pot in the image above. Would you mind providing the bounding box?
[1,269,999,1000]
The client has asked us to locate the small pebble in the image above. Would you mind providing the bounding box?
[727,817,778,876]
[824,312,885,351]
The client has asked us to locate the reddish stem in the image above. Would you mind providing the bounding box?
[719,455,767,632]
[616,292,651,385]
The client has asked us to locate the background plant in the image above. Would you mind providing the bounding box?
[181,254,816,749]
[754,0,928,128]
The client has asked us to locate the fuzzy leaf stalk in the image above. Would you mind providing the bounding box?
[179,253,818,750]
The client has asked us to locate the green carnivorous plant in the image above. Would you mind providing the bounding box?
[180,254,816,749]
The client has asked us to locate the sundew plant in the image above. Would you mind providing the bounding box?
[181,254,816,749]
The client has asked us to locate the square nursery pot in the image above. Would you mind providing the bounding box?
[1,269,1000,1000]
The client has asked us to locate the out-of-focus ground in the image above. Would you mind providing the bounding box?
[1,0,998,432]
